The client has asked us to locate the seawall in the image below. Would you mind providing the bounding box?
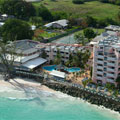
[43,80,120,113]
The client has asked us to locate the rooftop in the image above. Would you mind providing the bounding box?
[105,25,120,31]
[44,19,68,28]
[13,40,40,55]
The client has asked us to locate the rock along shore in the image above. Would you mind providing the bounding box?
[43,80,120,113]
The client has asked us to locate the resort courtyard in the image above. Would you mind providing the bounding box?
[42,64,91,87]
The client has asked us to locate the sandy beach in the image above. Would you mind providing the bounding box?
[0,75,56,98]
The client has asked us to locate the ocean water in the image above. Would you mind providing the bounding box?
[0,87,120,120]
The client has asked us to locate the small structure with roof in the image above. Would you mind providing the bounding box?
[105,25,120,32]
[50,70,66,81]
[44,19,69,29]
[6,40,47,70]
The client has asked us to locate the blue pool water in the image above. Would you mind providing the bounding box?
[43,65,56,71]
[65,67,80,72]
[43,65,80,72]
[0,88,120,120]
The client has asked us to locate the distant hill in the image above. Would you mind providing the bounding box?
[33,0,119,20]
[26,0,41,2]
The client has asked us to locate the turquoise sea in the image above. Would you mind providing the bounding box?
[0,87,120,120]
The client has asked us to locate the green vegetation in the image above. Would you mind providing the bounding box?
[83,28,96,40]
[35,30,60,39]
[65,50,90,68]
[74,28,102,45]
[99,0,120,5]
[54,49,62,65]
[33,0,119,20]
[72,0,84,4]
[1,19,33,43]
[0,0,36,20]
[74,33,85,45]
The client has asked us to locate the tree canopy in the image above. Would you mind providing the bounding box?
[36,5,53,21]
[83,28,96,40]
[1,19,34,43]
[72,0,84,4]
[0,0,36,19]
[74,33,85,45]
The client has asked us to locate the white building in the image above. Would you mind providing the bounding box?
[92,32,120,85]
[105,25,120,32]
[8,40,47,70]
[44,19,69,29]
[44,43,84,64]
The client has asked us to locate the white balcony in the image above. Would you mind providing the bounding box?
[97,71,103,75]
[107,73,114,78]
[107,68,115,72]
[97,60,103,64]
[108,57,116,61]
[97,66,103,70]
[107,79,115,83]
[97,55,104,59]
[97,76,103,80]
[53,53,57,55]
[108,63,115,67]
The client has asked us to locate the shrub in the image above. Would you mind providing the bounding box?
[72,0,84,4]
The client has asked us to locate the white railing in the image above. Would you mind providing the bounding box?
[108,63,115,67]
[97,66,103,70]
[108,57,116,61]
[97,76,103,80]
[97,55,104,59]
[107,79,115,83]
[107,68,115,72]
[97,71,103,75]
[107,73,114,78]
[97,60,103,64]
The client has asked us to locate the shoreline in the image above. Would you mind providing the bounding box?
[43,80,120,114]
[0,75,56,96]
[0,75,120,117]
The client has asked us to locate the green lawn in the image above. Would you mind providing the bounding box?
[33,0,119,20]
[38,31,59,39]
[77,28,105,35]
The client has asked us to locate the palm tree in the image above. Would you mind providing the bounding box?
[54,49,61,65]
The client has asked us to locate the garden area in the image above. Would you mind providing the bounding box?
[33,0,119,20]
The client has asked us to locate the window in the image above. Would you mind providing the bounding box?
[104,68,107,71]
[104,73,106,77]
[98,58,103,61]
[104,52,108,55]
[97,69,102,72]
[104,57,107,60]
[97,74,102,77]
[104,62,107,66]
[97,64,103,66]
[100,47,103,49]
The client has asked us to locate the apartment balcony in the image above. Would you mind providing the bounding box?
[97,71,103,75]
[97,76,103,80]
[108,57,116,61]
[97,66,103,70]
[97,60,104,64]
[107,78,115,83]
[107,73,114,78]
[107,68,115,72]
[53,53,57,56]
[108,63,115,67]
[65,54,69,57]
[97,55,104,59]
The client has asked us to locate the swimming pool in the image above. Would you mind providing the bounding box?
[43,65,80,72]
[43,65,56,71]
[65,67,80,72]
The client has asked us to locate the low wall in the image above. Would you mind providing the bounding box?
[43,80,120,113]
[47,28,81,42]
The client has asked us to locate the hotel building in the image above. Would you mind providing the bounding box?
[44,44,84,63]
[92,33,120,85]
